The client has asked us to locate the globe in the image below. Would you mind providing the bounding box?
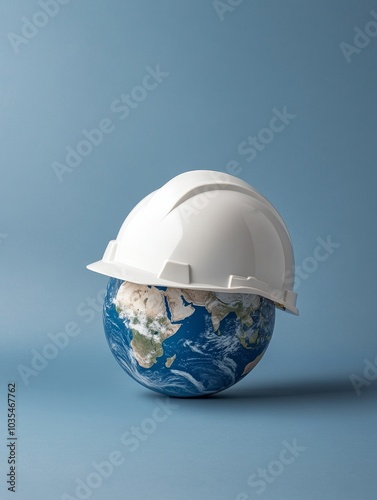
[103,278,276,397]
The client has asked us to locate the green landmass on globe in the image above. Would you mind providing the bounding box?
[104,278,275,397]
[113,281,266,370]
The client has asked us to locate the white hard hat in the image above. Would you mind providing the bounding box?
[87,170,299,315]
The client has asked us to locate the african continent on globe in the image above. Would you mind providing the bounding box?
[104,278,275,397]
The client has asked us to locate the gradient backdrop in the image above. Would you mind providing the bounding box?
[1,1,377,499]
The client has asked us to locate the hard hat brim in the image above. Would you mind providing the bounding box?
[86,260,299,315]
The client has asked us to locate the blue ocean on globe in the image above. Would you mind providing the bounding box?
[103,278,276,397]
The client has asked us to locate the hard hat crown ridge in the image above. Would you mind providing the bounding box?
[87,170,299,315]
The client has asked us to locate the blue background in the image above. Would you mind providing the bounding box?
[1,1,376,499]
